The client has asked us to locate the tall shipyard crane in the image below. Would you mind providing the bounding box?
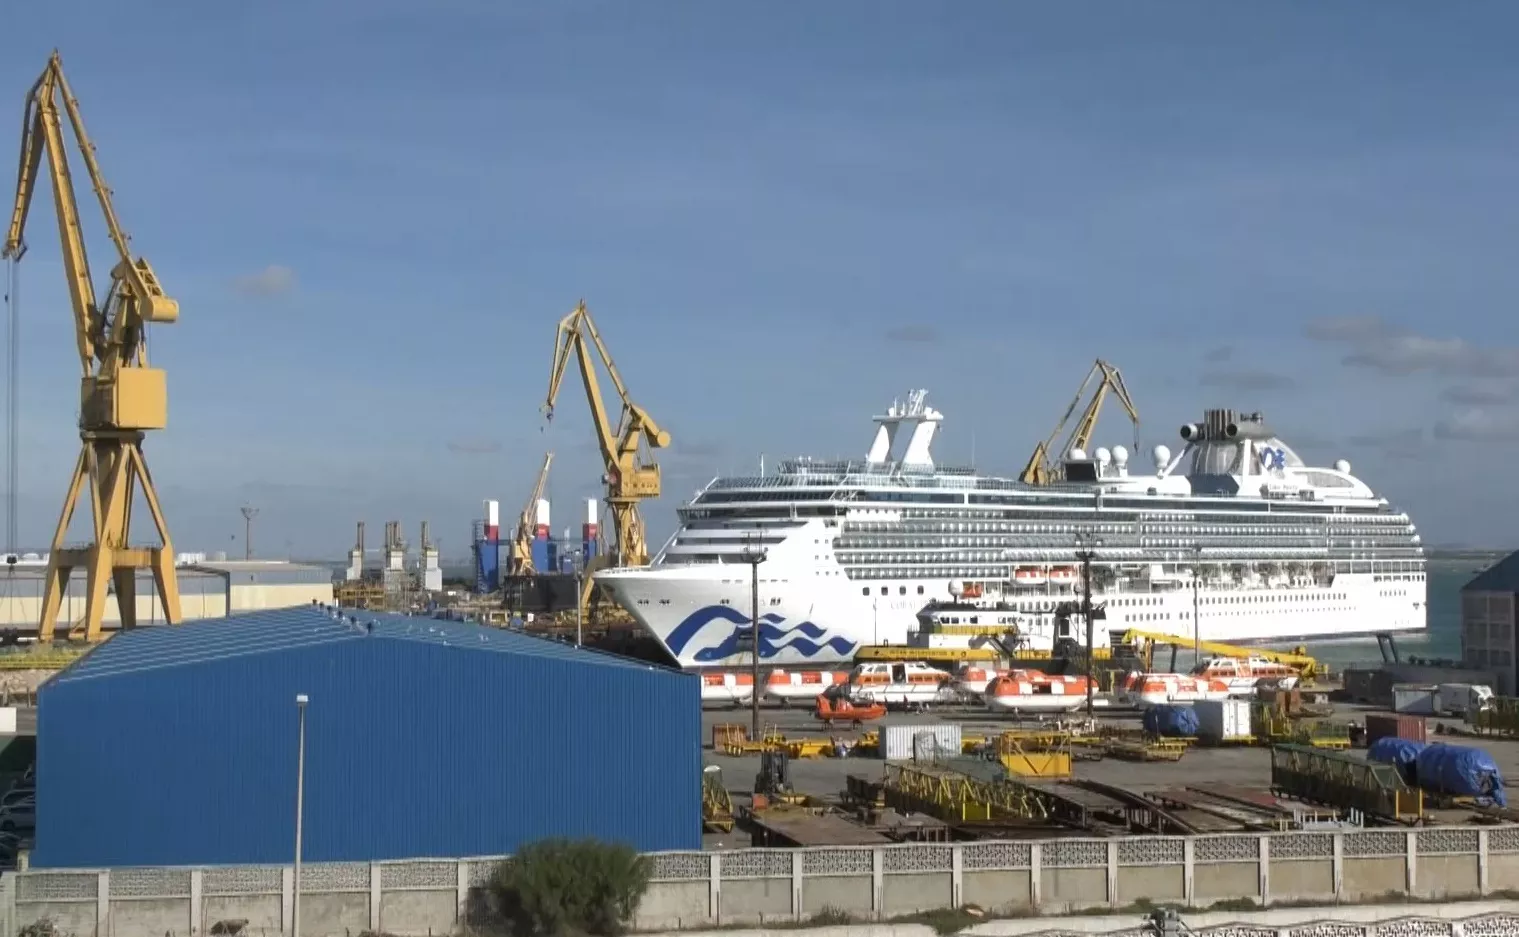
[508,451,553,576]
[1020,359,1141,486]
[544,300,670,568]
[4,52,182,642]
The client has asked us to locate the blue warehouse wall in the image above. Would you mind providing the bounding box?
[34,611,700,867]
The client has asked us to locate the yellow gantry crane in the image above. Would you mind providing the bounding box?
[509,451,553,577]
[544,300,670,567]
[3,52,182,642]
[1020,358,1141,485]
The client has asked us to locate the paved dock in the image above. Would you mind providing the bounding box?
[699,697,1519,848]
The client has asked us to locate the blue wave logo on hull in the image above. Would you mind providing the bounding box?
[665,606,857,661]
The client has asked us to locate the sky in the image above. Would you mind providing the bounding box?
[3,2,1519,561]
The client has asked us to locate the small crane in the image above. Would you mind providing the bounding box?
[508,452,553,577]
[1020,359,1141,486]
[4,52,182,642]
[543,300,670,567]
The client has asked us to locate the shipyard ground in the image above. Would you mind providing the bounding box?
[698,698,1519,850]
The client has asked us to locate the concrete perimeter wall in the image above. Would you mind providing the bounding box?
[2,825,1516,936]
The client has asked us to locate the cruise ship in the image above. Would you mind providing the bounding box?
[596,392,1426,669]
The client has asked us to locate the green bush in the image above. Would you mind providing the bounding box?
[489,839,651,936]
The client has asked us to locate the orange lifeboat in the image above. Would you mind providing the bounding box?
[1191,656,1300,694]
[1116,671,1231,708]
[984,670,1095,714]
[764,669,848,702]
[700,671,755,705]
[951,662,1004,695]
[814,688,887,726]
[1013,566,1047,586]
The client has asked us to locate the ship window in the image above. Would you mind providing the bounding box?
[917,586,925,594]
[862,588,869,595]
[880,587,888,595]
[899,586,907,595]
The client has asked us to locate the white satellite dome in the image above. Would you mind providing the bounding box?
[1334,459,1351,474]
[1153,444,1171,468]
[1069,447,1088,461]
[1095,447,1112,464]
[1112,445,1129,465]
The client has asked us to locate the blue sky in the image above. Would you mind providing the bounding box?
[4,2,1519,560]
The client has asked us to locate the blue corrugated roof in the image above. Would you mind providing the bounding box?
[53,605,672,683]
[1463,550,1519,594]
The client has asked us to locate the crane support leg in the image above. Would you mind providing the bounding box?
[39,431,180,642]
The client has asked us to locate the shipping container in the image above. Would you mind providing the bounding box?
[35,606,700,867]
[1392,684,1438,716]
[1365,712,1427,745]
[1194,699,1252,742]
[883,723,962,761]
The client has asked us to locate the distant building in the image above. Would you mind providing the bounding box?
[1461,553,1519,695]
[0,560,334,630]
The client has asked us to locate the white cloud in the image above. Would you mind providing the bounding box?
[232,265,296,297]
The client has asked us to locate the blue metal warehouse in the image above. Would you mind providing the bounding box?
[33,606,701,867]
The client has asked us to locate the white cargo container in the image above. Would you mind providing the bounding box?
[1194,699,1252,742]
[882,723,962,761]
[1392,684,1438,716]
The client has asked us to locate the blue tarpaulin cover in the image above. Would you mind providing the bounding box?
[1143,704,1200,737]
[1413,743,1508,807]
[1367,737,1425,785]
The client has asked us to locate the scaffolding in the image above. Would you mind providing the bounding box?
[1269,744,1422,823]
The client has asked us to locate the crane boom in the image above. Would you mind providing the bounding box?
[1020,359,1141,485]
[5,51,182,642]
[544,300,670,567]
[509,452,553,577]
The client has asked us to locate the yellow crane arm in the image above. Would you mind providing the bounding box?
[545,305,621,463]
[6,59,99,373]
[541,300,670,568]
[511,452,554,575]
[1019,358,1141,485]
[4,52,177,378]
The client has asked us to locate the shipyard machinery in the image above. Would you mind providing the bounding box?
[1020,359,1141,486]
[4,52,181,642]
[543,300,670,567]
[508,451,553,576]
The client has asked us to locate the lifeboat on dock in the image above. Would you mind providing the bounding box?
[764,669,848,702]
[1116,672,1231,708]
[846,661,953,707]
[984,670,1095,714]
[814,686,887,726]
[700,672,755,704]
[951,662,1004,695]
[1191,656,1300,694]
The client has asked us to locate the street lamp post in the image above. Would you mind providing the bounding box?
[1191,545,1203,662]
[293,694,309,937]
[575,567,584,648]
[1074,533,1103,719]
[740,540,768,741]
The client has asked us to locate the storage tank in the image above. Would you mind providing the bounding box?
[582,498,600,563]
[531,499,551,572]
[484,499,500,543]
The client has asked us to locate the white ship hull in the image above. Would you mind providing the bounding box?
[597,521,1426,669]
[596,397,1427,670]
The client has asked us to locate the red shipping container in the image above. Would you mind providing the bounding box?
[1365,712,1427,745]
